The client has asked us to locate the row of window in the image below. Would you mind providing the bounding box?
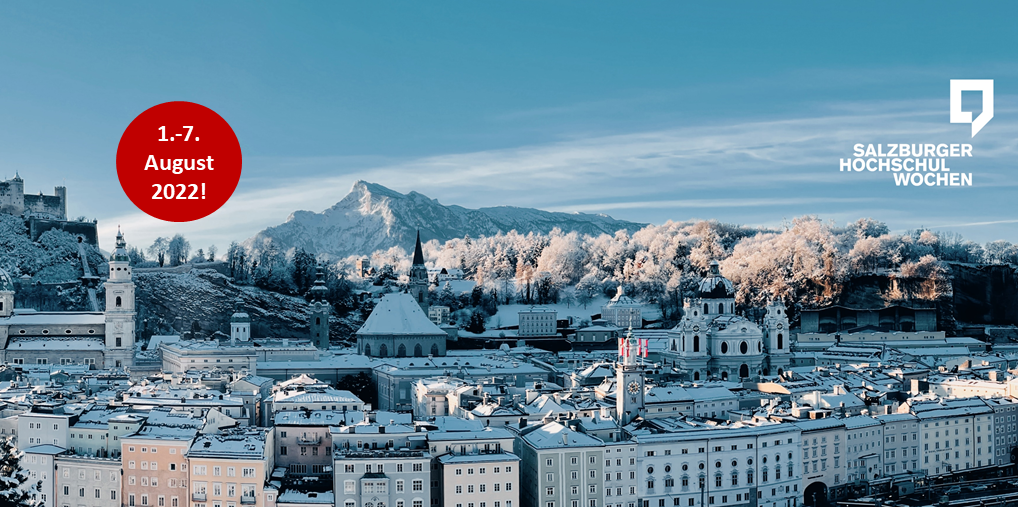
[60,486,116,500]
[342,479,423,493]
[453,466,510,475]
[455,483,511,494]
[342,463,424,473]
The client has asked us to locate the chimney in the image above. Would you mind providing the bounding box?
[562,433,568,445]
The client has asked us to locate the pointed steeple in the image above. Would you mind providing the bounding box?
[309,263,328,302]
[412,230,425,266]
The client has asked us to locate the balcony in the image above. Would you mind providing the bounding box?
[241,496,256,505]
[297,435,321,445]
[192,493,207,502]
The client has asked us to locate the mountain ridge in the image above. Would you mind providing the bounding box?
[242,180,646,259]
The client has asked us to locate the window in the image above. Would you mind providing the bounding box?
[413,480,423,492]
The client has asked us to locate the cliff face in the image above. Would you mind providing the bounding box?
[949,263,1018,325]
[817,265,1018,333]
[131,269,361,346]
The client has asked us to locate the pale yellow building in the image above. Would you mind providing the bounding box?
[187,428,276,507]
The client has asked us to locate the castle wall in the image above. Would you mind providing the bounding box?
[29,218,98,245]
[24,191,66,220]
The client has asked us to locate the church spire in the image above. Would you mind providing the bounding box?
[412,230,425,266]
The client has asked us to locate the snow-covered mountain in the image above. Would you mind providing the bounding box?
[243,181,645,259]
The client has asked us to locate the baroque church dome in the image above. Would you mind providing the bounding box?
[697,260,735,299]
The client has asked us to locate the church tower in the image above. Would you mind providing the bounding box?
[230,299,251,345]
[308,263,331,349]
[104,229,136,369]
[763,298,791,376]
[616,331,645,426]
[408,231,429,312]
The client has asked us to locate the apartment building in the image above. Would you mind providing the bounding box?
[187,428,276,507]
[517,421,605,507]
[55,454,121,507]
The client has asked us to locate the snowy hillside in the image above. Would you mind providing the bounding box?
[242,181,645,259]
[134,269,361,344]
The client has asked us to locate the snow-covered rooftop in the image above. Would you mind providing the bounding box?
[356,293,446,336]
[4,310,105,325]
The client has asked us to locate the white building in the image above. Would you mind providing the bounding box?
[332,449,432,507]
[600,286,642,330]
[22,444,63,507]
[633,420,802,507]
[876,413,920,477]
[437,451,520,507]
[908,397,993,476]
[516,421,605,507]
[662,262,789,381]
[793,418,845,503]
[518,307,557,338]
[55,454,122,507]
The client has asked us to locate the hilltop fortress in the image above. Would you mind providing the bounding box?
[0,173,98,244]
[0,173,67,219]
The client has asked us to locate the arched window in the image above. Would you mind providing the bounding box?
[378,344,388,357]
[414,343,424,357]
[721,371,728,381]
[693,371,700,381]
[430,343,440,356]
[718,303,724,314]
[693,335,700,352]
[364,344,371,356]
[115,296,122,308]
[417,292,423,303]
[703,303,708,314]
[316,317,321,326]
[739,364,749,378]
[397,344,407,357]
[777,333,783,349]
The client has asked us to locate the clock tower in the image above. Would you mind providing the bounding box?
[616,332,645,426]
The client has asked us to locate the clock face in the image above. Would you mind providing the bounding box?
[777,323,783,329]
[693,325,700,332]
[628,381,640,394]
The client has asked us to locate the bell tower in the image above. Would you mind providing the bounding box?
[408,231,429,312]
[104,229,136,369]
[616,331,645,426]
[308,263,331,349]
[764,298,791,375]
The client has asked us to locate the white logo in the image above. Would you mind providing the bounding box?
[950,79,994,137]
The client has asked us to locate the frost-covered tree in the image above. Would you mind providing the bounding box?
[127,246,146,266]
[167,234,190,267]
[148,237,169,267]
[984,240,1018,265]
[0,437,40,507]
[207,245,217,262]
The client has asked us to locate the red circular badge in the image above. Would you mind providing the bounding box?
[116,101,242,222]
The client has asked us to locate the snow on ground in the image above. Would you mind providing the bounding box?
[486,297,661,329]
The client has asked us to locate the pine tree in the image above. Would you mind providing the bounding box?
[0,437,40,507]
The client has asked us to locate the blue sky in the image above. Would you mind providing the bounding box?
[1,2,1016,251]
